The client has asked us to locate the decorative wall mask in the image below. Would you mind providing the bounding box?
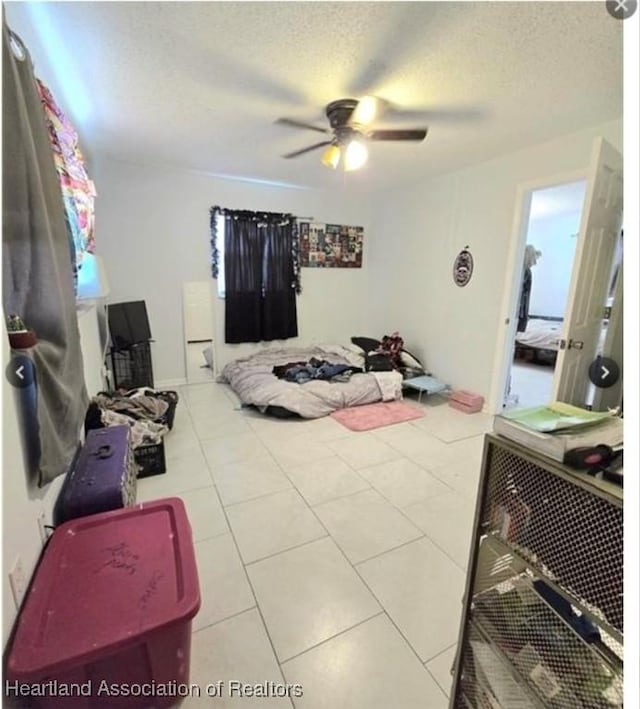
[453,247,474,287]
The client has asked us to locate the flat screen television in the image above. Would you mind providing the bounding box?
[107,301,152,349]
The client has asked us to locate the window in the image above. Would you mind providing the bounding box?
[214,212,226,298]
[209,207,300,344]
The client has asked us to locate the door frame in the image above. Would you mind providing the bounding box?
[487,168,587,414]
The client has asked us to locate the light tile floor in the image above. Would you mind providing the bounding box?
[508,361,554,409]
[138,383,493,708]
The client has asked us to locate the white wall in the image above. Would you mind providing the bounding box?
[92,156,373,383]
[2,308,104,646]
[366,119,623,402]
[525,211,583,318]
[2,330,55,647]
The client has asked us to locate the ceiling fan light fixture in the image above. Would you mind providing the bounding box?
[321,144,341,169]
[350,95,380,126]
[343,139,368,171]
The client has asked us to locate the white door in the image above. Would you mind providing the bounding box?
[551,138,623,405]
[183,281,214,342]
[591,259,623,411]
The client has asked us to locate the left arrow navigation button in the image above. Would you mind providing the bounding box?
[5,355,35,389]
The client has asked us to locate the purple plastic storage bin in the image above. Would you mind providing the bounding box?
[6,498,201,708]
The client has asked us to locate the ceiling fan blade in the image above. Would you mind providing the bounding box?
[275,118,330,134]
[368,128,428,141]
[282,141,333,159]
[386,106,485,124]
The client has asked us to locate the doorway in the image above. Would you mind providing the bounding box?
[506,181,587,409]
[489,137,623,415]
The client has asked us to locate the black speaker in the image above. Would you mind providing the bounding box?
[108,301,152,348]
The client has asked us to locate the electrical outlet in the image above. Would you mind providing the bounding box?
[9,556,28,610]
[37,510,48,545]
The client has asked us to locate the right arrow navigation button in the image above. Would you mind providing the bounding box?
[588,356,619,388]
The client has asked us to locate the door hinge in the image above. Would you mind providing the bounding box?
[603,305,612,319]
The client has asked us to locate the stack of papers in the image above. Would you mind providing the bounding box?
[494,403,623,462]
[501,402,614,433]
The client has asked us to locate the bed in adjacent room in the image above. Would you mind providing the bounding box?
[515,317,562,365]
[220,344,404,418]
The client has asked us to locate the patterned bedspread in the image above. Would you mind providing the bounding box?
[220,345,403,418]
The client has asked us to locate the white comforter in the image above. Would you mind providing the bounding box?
[220,345,403,418]
[516,319,563,350]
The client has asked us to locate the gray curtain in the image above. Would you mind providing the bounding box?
[2,22,88,486]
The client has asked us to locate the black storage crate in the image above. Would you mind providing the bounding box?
[135,441,166,478]
[156,391,178,430]
[110,342,154,390]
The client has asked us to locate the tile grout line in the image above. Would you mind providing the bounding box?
[406,528,469,574]
[192,411,294,692]
[242,532,331,568]
[424,640,457,663]
[278,610,386,665]
[191,605,259,635]
[351,533,427,568]
[219,483,294,510]
[268,459,428,573]
[254,456,436,681]
[425,665,451,701]
[283,457,448,673]
[293,480,375,509]
[177,385,470,700]
[175,390,473,579]
[326,528,447,678]
[191,528,233,545]
[291,435,467,672]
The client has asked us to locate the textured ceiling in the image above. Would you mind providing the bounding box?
[7,2,623,191]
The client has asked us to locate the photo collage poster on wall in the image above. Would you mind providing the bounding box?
[298,222,364,268]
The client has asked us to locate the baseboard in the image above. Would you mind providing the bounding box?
[155,377,187,388]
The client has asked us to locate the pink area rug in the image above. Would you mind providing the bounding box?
[331,400,424,432]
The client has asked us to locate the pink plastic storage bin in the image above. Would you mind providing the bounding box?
[6,498,200,708]
[449,389,484,414]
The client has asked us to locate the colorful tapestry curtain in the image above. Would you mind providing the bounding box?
[36,79,96,290]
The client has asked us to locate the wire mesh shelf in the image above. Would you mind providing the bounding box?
[471,539,623,708]
[481,445,623,636]
[457,623,539,708]
[450,436,623,709]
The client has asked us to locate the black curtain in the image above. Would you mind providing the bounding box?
[222,209,298,343]
[517,267,532,333]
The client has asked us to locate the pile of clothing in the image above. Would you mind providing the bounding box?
[273,358,363,384]
[351,332,426,378]
[85,388,178,449]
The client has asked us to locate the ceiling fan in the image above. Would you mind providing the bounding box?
[275,96,428,171]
